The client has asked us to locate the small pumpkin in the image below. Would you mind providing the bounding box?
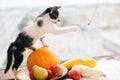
[27,47,60,72]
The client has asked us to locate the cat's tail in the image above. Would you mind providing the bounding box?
[4,43,14,73]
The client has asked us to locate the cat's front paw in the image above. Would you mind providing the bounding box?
[72,26,80,32]
[43,43,50,47]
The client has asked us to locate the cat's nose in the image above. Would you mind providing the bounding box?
[58,19,60,22]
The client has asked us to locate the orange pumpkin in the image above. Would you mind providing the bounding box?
[27,47,60,72]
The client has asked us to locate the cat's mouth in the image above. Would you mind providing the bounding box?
[52,19,60,24]
[52,21,57,24]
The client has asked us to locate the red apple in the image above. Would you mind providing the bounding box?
[68,69,81,80]
[47,69,53,79]
[29,71,35,80]
[51,65,64,76]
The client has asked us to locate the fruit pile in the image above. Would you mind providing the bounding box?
[27,47,106,80]
[29,65,67,80]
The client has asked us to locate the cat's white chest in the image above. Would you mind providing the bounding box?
[23,25,43,42]
[23,21,55,43]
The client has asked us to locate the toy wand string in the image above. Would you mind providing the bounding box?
[87,0,100,26]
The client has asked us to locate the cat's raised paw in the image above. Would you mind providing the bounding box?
[72,26,80,32]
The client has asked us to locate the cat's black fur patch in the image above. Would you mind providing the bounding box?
[49,10,59,19]
[4,32,33,73]
[37,20,43,27]
[15,32,33,48]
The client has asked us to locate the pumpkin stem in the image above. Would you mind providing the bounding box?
[29,47,36,51]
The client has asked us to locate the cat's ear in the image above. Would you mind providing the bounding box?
[37,20,43,27]
[51,6,61,11]
[55,6,61,10]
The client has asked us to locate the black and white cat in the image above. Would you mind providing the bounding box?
[4,6,79,74]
